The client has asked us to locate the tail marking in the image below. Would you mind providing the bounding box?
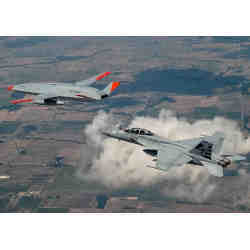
[111,82,120,92]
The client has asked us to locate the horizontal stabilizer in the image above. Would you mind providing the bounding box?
[224,154,246,162]
[203,162,223,177]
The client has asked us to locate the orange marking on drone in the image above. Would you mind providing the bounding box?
[11,98,33,104]
[7,85,14,91]
[96,72,111,81]
[111,82,120,92]
[76,94,87,98]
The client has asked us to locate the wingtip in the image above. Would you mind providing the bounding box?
[96,72,111,81]
[11,98,33,104]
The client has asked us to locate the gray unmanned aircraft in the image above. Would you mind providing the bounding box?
[7,72,120,105]
[102,127,246,177]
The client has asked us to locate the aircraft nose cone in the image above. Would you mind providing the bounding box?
[7,85,14,91]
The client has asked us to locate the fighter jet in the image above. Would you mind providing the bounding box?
[7,72,120,105]
[102,127,246,177]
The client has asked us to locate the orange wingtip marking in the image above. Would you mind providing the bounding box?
[76,94,86,98]
[11,98,33,104]
[111,82,120,92]
[96,72,111,81]
[7,85,14,91]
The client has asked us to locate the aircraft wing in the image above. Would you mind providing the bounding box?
[155,147,192,171]
[34,92,102,102]
[11,93,61,105]
[11,90,103,104]
[154,146,224,177]
[75,72,111,87]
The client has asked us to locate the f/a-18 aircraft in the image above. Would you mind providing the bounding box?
[103,127,246,177]
[7,72,120,105]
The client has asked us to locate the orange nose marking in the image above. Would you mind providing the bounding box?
[7,85,14,91]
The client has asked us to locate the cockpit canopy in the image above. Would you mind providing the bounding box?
[124,128,154,136]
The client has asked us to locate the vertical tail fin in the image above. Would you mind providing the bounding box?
[100,81,120,98]
[211,132,225,159]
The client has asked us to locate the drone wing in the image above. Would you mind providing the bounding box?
[75,72,111,87]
